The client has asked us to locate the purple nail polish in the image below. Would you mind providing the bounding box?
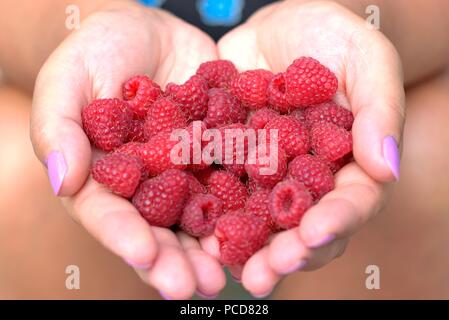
[159,291,172,300]
[280,259,307,275]
[383,136,400,180]
[45,151,67,196]
[124,258,152,270]
[196,291,218,300]
[307,234,335,249]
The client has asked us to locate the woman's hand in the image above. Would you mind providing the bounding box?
[30,2,225,299]
[215,0,405,297]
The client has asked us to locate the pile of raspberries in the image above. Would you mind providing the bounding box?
[81,57,353,266]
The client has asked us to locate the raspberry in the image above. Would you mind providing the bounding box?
[179,194,224,237]
[215,212,270,265]
[205,170,248,212]
[123,75,162,119]
[285,57,338,107]
[245,189,278,232]
[326,153,354,173]
[247,107,279,130]
[127,119,146,143]
[265,115,310,158]
[92,153,143,198]
[310,122,353,161]
[193,167,215,185]
[289,109,306,123]
[288,154,334,201]
[132,169,189,227]
[82,98,131,151]
[196,59,238,89]
[165,75,209,120]
[140,131,187,176]
[303,101,354,130]
[269,179,313,229]
[218,123,249,177]
[143,97,187,139]
[186,172,207,194]
[204,88,247,128]
[114,141,144,159]
[245,143,287,188]
[267,73,291,113]
[185,121,210,171]
[230,69,273,109]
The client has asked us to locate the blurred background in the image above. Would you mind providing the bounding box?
[1,0,449,299]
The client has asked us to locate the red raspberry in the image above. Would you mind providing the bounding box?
[215,212,270,265]
[289,109,306,123]
[196,59,238,89]
[114,141,144,159]
[303,101,354,130]
[92,153,143,198]
[143,98,187,139]
[310,122,353,161]
[185,121,210,171]
[268,73,291,113]
[179,193,224,237]
[127,119,146,143]
[132,169,189,227]
[269,179,313,229]
[247,107,279,130]
[204,88,247,128]
[285,57,338,107]
[245,143,287,188]
[324,153,354,173]
[265,115,310,158]
[82,98,131,151]
[288,154,334,201]
[165,75,209,120]
[205,170,248,212]
[218,123,249,177]
[193,167,215,185]
[230,69,273,109]
[140,131,187,176]
[245,189,278,232]
[123,75,162,119]
[185,172,207,194]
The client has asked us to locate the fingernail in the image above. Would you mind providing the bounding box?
[159,291,172,300]
[124,258,152,270]
[196,291,218,300]
[307,234,335,249]
[45,151,67,195]
[280,259,307,275]
[252,289,272,299]
[383,136,400,181]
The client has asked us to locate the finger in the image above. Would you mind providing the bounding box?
[241,247,279,298]
[64,176,158,268]
[199,234,221,260]
[268,230,308,275]
[348,32,405,182]
[31,58,92,196]
[298,163,385,248]
[178,232,226,298]
[136,228,197,300]
[302,239,348,271]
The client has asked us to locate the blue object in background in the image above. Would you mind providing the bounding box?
[138,0,166,7]
[197,0,245,26]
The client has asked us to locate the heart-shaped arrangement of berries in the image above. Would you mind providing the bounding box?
[82,57,353,266]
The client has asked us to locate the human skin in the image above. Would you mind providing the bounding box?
[0,0,448,299]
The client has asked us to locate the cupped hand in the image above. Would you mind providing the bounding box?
[215,0,405,297]
[30,1,225,299]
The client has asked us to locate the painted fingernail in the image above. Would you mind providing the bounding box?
[159,291,172,300]
[45,151,67,196]
[307,234,335,249]
[383,136,400,181]
[196,291,218,300]
[124,258,152,270]
[252,289,272,299]
[280,259,307,275]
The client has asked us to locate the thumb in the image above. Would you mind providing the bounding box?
[30,58,92,196]
[348,38,405,182]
